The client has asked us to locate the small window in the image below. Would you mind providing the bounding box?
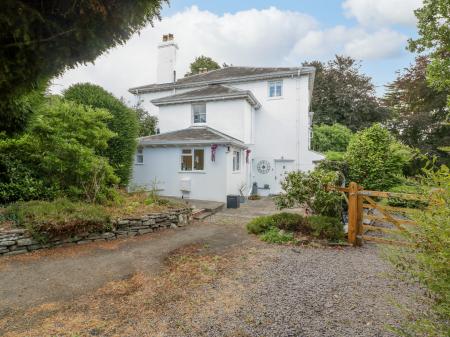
[181,148,204,171]
[268,80,283,97]
[192,103,206,123]
[136,147,144,164]
[233,150,240,171]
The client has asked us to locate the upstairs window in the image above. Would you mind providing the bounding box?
[181,148,204,171]
[136,147,144,164]
[233,150,241,171]
[268,80,283,98]
[192,103,206,124]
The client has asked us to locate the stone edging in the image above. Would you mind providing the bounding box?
[0,208,192,257]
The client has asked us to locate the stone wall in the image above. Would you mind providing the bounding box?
[0,208,192,257]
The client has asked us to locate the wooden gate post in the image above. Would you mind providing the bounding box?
[356,186,363,246]
[348,182,359,246]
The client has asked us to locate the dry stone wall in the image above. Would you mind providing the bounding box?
[0,208,191,257]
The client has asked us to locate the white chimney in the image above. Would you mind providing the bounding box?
[156,34,178,83]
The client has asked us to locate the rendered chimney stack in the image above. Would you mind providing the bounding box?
[157,34,178,83]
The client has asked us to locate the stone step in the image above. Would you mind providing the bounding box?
[194,211,214,220]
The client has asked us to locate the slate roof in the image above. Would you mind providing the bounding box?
[139,126,246,148]
[151,84,261,108]
[129,66,315,94]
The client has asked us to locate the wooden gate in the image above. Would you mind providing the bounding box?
[332,182,427,246]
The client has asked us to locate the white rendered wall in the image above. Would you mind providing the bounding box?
[130,145,250,202]
[225,147,249,196]
[156,42,178,84]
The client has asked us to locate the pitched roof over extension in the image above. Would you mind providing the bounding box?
[151,84,261,108]
[139,126,246,148]
[129,66,315,94]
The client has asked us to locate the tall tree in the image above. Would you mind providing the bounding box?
[305,56,389,131]
[0,0,166,135]
[64,83,139,186]
[383,56,449,163]
[408,0,450,106]
[132,100,158,137]
[185,55,220,76]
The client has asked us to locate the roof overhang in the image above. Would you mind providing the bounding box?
[140,139,247,149]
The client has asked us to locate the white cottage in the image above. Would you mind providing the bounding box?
[129,34,324,202]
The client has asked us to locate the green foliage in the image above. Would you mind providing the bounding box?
[408,0,450,107]
[307,215,344,242]
[311,124,353,152]
[6,198,111,241]
[133,100,158,137]
[324,151,346,161]
[246,215,273,234]
[386,184,429,209]
[259,227,295,244]
[304,56,390,131]
[0,97,119,203]
[345,124,414,190]
[186,55,221,76]
[269,212,306,231]
[384,56,449,166]
[64,83,139,185]
[0,0,166,134]
[275,169,343,217]
[386,164,450,336]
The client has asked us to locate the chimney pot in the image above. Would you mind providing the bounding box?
[162,34,168,42]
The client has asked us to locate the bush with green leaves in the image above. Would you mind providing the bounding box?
[386,183,429,209]
[246,212,306,234]
[307,215,344,242]
[260,227,295,244]
[0,97,119,203]
[275,169,343,217]
[345,123,414,190]
[5,198,111,242]
[386,164,450,336]
[64,83,139,185]
[311,123,353,152]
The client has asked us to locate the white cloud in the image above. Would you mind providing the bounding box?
[51,6,408,100]
[343,0,423,26]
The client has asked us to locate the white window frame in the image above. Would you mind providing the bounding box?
[268,80,283,98]
[180,148,205,172]
[192,103,207,124]
[136,147,144,164]
[232,150,241,172]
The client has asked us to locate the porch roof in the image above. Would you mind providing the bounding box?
[138,126,247,148]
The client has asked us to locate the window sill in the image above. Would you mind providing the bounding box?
[135,163,144,165]
[178,171,207,174]
[232,170,241,174]
[267,96,283,101]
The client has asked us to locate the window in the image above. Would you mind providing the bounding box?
[233,150,240,171]
[136,147,144,164]
[181,148,204,171]
[268,80,283,98]
[192,103,206,123]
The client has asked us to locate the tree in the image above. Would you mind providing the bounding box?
[311,123,353,153]
[383,56,449,164]
[408,0,450,106]
[185,55,220,76]
[344,124,414,190]
[0,97,118,203]
[133,100,158,137]
[304,56,389,131]
[64,83,139,186]
[0,0,166,134]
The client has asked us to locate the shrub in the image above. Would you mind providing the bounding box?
[275,169,343,217]
[0,97,119,203]
[259,227,295,244]
[311,124,353,152]
[269,212,306,231]
[307,215,345,242]
[345,124,414,190]
[5,198,111,241]
[386,184,429,209]
[246,216,273,234]
[64,83,139,185]
[386,164,450,336]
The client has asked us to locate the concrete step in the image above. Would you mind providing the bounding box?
[193,211,214,220]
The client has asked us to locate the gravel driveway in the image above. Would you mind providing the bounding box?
[0,199,419,336]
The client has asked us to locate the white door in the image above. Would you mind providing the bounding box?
[274,160,295,194]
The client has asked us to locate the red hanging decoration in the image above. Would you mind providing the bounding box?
[211,144,218,162]
[245,149,251,163]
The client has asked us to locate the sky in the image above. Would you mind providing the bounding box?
[51,0,423,100]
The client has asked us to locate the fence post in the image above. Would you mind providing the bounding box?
[348,182,358,246]
[356,185,363,246]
